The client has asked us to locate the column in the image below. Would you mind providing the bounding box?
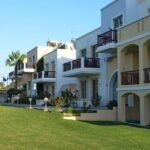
[139,45,144,84]
[118,93,126,122]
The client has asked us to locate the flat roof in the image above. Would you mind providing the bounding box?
[101,0,118,11]
[76,27,101,40]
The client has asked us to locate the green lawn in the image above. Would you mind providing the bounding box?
[0,106,150,150]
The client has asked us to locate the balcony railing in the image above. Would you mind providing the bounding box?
[84,57,99,68]
[72,59,81,69]
[34,71,56,79]
[144,68,150,83]
[33,73,37,79]
[63,62,71,72]
[63,57,100,72]
[9,71,14,77]
[97,29,117,46]
[44,71,55,78]
[17,63,35,70]
[121,70,139,85]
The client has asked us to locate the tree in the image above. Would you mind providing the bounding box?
[0,82,5,90]
[5,50,26,89]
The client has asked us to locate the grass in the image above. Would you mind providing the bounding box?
[0,105,150,150]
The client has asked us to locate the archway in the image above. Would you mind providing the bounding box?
[109,71,118,101]
[144,94,150,126]
[120,44,139,85]
[120,93,140,124]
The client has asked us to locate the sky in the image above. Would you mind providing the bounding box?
[0,0,112,81]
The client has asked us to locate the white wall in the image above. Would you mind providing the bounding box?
[44,48,77,96]
[101,0,126,32]
[75,28,101,104]
[76,28,101,58]
[37,46,56,60]
[56,49,77,95]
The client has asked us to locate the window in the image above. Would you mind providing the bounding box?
[80,49,86,57]
[28,81,31,90]
[92,79,98,99]
[113,15,123,29]
[45,63,49,71]
[51,61,55,71]
[45,85,49,92]
[52,85,55,96]
[91,45,98,58]
[81,80,86,99]
[29,57,32,63]
[33,56,35,63]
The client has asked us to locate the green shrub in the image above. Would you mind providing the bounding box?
[107,100,117,109]
[66,107,76,113]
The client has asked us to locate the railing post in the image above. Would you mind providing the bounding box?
[81,57,84,68]
[42,71,44,78]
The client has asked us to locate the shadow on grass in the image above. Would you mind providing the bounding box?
[79,120,150,129]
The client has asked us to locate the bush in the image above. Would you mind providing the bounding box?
[51,96,64,109]
[66,107,76,113]
[107,100,117,109]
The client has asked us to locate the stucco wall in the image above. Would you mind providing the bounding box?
[64,107,117,121]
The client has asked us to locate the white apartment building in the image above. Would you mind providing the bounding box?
[32,43,77,97]
[63,28,101,107]
[9,44,56,96]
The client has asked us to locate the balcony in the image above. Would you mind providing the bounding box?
[63,57,100,77]
[9,71,22,80]
[144,68,150,83]
[96,29,117,53]
[32,71,56,83]
[17,63,35,74]
[121,70,139,85]
[9,71,15,79]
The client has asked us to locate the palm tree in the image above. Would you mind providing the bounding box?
[6,50,26,89]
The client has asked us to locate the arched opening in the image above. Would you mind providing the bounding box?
[144,94,150,126]
[121,93,140,124]
[143,40,150,83]
[109,72,118,101]
[120,44,139,85]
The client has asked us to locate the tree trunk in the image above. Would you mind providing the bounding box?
[14,64,18,90]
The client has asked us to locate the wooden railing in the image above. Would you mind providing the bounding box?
[44,71,55,78]
[17,63,35,70]
[9,71,14,77]
[84,57,99,68]
[72,58,81,69]
[63,57,100,72]
[33,73,37,79]
[121,70,139,85]
[144,68,150,83]
[36,71,56,79]
[63,62,71,72]
[97,29,117,46]
[38,72,42,79]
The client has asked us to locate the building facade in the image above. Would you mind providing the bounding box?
[63,28,101,107]
[32,43,77,97]
[96,0,150,125]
